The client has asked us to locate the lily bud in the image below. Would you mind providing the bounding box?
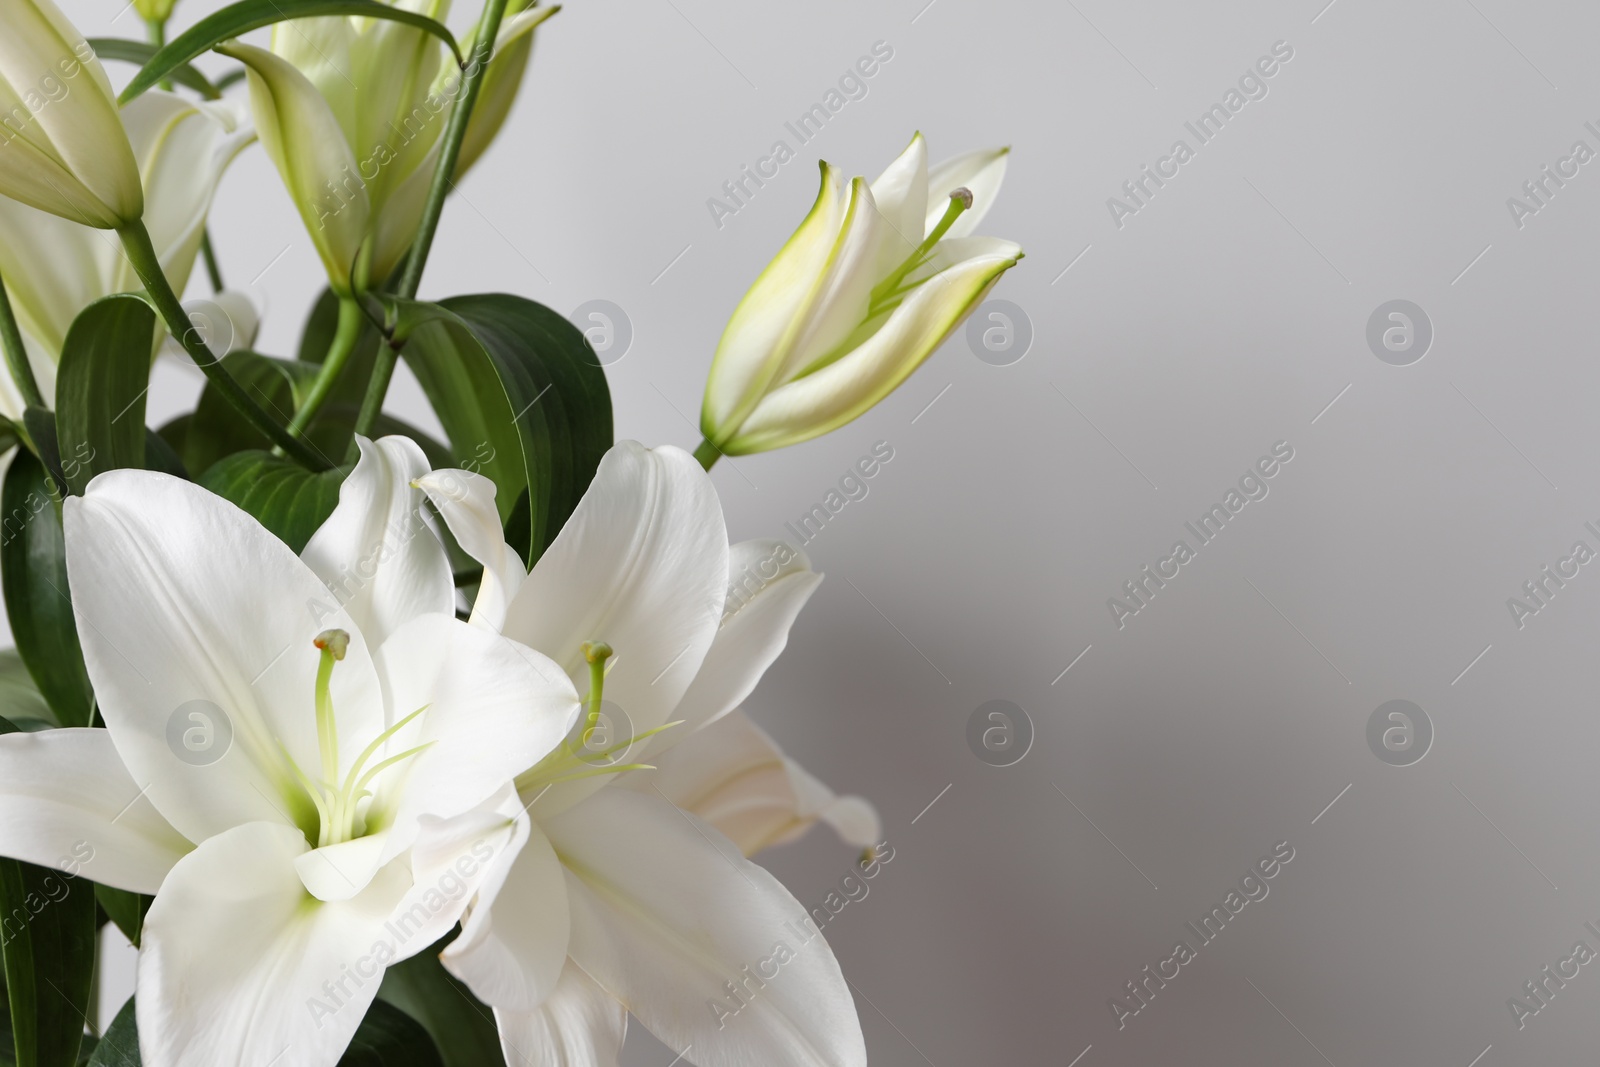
[0,90,251,416]
[132,0,177,23]
[700,133,1022,455]
[0,0,144,228]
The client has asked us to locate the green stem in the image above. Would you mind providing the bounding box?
[354,3,510,441]
[286,296,363,439]
[693,438,722,471]
[397,7,509,300]
[199,231,224,292]
[145,18,173,90]
[0,273,43,414]
[116,220,324,469]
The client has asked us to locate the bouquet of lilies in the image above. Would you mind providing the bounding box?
[0,0,1021,1063]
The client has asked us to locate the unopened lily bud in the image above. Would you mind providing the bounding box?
[0,0,144,228]
[700,133,1021,455]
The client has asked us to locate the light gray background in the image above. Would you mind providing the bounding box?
[69,0,1600,1063]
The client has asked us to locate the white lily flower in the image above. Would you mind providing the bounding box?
[0,436,578,1067]
[0,0,143,228]
[454,0,558,179]
[0,90,252,418]
[700,132,1023,455]
[416,442,868,1067]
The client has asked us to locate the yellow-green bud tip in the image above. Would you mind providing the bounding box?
[314,629,350,660]
[582,641,614,664]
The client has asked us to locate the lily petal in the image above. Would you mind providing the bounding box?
[549,788,866,1067]
[455,4,559,178]
[868,131,929,249]
[441,818,568,1013]
[63,470,383,845]
[416,467,525,632]
[660,539,820,743]
[503,442,727,815]
[301,435,454,650]
[0,729,190,893]
[924,146,1009,238]
[636,710,880,856]
[702,164,848,444]
[724,249,1022,454]
[493,960,626,1067]
[370,613,576,857]
[217,41,371,292]
[136,821,411,1067]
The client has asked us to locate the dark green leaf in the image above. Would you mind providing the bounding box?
[378,948,504,1067]
[182,351,319,476]
[0,453,92,728]
[0,716,96,1067]
[402,294,611,566]
[54,296,158,496]
[0,653,51,728]
[120,0,462,104]
[0,421,18,459]
[82,999,135,1067]
[198,451,348,553]
[338,998,445,1067]
[19,413,62,498]
[87,38,221,99]
[91,887,149,950]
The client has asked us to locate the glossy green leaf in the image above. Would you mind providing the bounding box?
[92,886,150,950]
[87,38,221,99]
[82,999,134,1067]
[378,948,505,1067]
[0,652,52,729]
[120,0,462,104]
[198,450,349,553]
[0,716,96,1067]
[182,351,319,476]
[402,294,611,566]
[54,295,158,496]
[0,453,92,728]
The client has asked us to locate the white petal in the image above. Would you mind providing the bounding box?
[702,164,849,444]
[493,961,626,1067]
[549,788,866,1067]
[0,194,106,357]
[637,710,880,856]
[136,821,410,1067]
[661,539,820,742]
[64,470,383,844]
[416,467,525,632]
[0,729,189,893]
[301,435,454,650]
[441,818,568,1013]
[925,146,1009,238]
[868,131,929,248]
[370,614,576,856]
[503,442,727,816]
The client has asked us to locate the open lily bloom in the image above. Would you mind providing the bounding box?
[0,90,253,418]
[221,0,555,295]
[0,436,577,1067]
[700,132,1023,455]
[417,442,871,1067]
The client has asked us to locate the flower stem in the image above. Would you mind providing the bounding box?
[354,0,510,440]
[0,272,44,414]
[692,438,722,471]
[116,219,324,469]
[286,296,363,439]
[199,231,224,292]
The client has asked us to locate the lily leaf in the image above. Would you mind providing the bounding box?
[54,295,159,496]
[402,294,612,567]
[0,452,93,728]
[120,0,463,104]
[0,717,96,1067]
[199,451,349,554]
[86,38,222,99]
